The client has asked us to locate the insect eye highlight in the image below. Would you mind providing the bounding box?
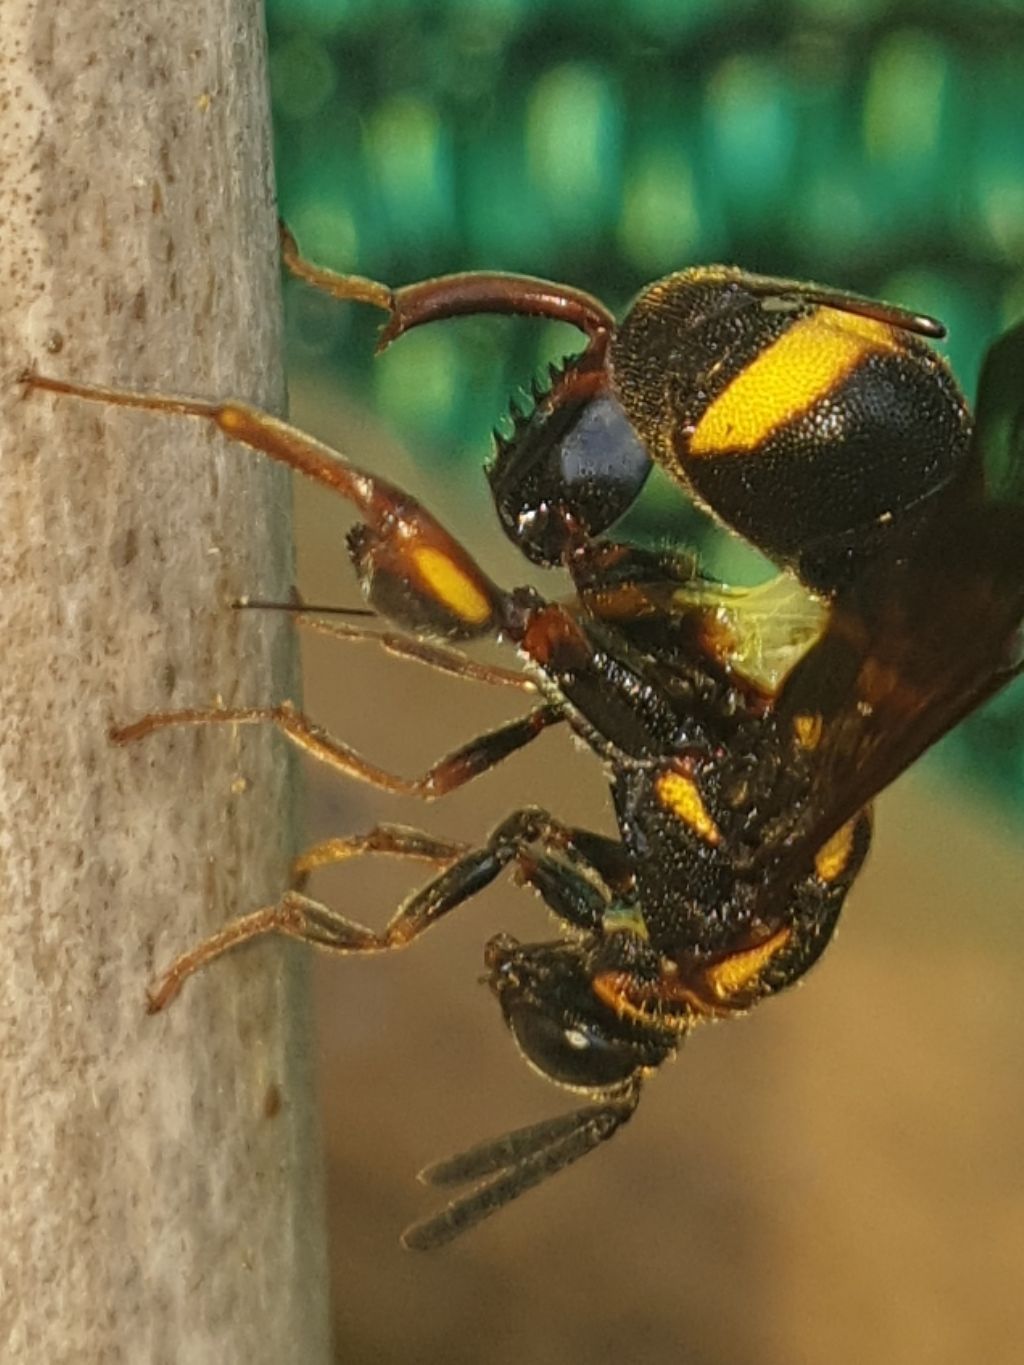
[504,997,642,1090]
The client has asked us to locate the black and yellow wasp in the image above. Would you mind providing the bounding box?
[25,231,1024,1248]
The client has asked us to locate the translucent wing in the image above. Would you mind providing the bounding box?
[759,317,1024,913]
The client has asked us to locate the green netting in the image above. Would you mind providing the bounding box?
[266,0,1024,803]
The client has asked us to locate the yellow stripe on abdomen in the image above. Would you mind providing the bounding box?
[689,310,898,456]
[813,817,857,883]
[705,924,792,1001]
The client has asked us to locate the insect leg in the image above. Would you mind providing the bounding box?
[292,614,535,691]
[291,823,469,886]
[111,701,562,800]
[148,807,621,1009]
[293,810,630,934]
[329,806,622,950]
[23,371,508,642]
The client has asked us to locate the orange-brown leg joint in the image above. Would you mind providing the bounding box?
[520,605,593,670]
[22,372,505,633]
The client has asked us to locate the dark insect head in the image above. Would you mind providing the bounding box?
[485,933,674,1091]
[487,358,653,568]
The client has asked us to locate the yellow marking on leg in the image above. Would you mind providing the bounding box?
[689,310,898,455]
[655,770,721,845]
[814,818,857,883]
[705,924,792,1000]
[411,546,493,625]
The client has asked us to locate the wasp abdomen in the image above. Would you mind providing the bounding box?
[610,268,971,593]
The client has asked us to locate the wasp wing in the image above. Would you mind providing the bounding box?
[760,317,1024,913]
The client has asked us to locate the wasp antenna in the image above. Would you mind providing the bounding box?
[233,598,376,618]
[402,1088,640,1251]
[418,1106,608,1187]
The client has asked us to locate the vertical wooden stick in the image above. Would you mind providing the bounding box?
[0,1,331,1360]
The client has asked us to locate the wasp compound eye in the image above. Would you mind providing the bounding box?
[504,995,641,1090]
[488,364,651,567]
[486,935,662,1090]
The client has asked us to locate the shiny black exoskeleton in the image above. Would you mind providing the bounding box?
[26,237,1024,1249]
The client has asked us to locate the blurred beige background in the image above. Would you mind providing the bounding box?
[287,377,1023,1365]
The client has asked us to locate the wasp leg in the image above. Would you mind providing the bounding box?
[402,1082,641,1250]
[23,371,507,642]
[279,222,394,313]
[237,598,535,691]
[148,807,621,1009]
[519,825,635,897]
[325,806,623,950]
[280,221,614,351]
[291,822,469,887]
[145,822,476,1012]
[510,848,621,933]
[356,805,631,943]
[111,701,562,800]
[294,614,535,691]
[145,890,334,1013]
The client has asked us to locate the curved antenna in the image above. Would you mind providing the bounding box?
[280,221,615,353]
[234,597,376,617]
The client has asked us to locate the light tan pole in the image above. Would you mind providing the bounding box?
[0,1,331,1359]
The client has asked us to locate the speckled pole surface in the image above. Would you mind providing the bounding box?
[0,3,331,1361]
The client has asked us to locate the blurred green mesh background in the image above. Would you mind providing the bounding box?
[265,0,1024,802]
